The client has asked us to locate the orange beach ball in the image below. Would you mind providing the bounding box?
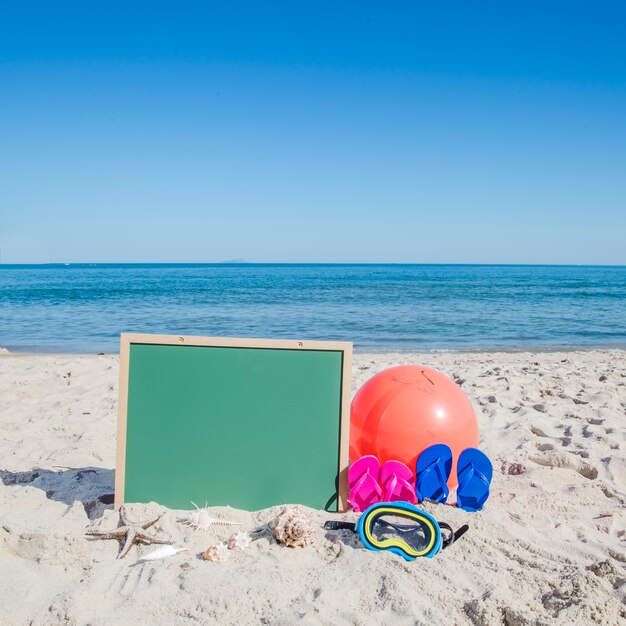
[350,365,479,489]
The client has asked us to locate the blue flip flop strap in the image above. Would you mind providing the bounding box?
[457,464,491,511]
[460,465,489,489]
[433,461,450,490]
[417,458,450,493]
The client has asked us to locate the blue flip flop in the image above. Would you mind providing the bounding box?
[456,448,493,512]
[415,444,453,503]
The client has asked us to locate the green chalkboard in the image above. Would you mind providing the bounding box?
[115,334,352,511]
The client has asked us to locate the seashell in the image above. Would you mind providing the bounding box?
[227,531,251,550]
[183,502,242,533]
[201,542,229,562]
[271,506,314,548]
[138,545,188,562]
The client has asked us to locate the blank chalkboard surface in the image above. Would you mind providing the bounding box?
[115,334,352,511]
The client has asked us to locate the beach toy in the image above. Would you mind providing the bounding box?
[350,365,479,489]
[348,455,382,512]
[323,501,469,561]
[380,460,416,504]
[415,443,453,503]
[456,448,493,512]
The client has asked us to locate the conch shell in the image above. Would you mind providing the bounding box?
[201,542,229,562]
[270,506,314,548]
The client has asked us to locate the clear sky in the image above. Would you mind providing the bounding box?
[1,2,625,264]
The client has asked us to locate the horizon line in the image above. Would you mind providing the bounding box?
[1,262,625,268]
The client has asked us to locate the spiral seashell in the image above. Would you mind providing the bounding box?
[271,506,314,548]
[201,542,229,562]
[227,531,251,550]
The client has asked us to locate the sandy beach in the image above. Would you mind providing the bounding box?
[1,349,625,625]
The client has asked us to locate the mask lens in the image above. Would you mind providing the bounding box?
[369,513,432,552]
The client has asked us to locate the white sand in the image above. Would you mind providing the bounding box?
[1,350,625,625]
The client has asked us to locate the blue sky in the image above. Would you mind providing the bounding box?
[1,2,625,264]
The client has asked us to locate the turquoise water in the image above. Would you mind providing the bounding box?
[0,264,625,353]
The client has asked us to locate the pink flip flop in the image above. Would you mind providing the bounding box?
[380,460,416,504]
[348,455,382,512]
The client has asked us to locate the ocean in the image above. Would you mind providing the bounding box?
[0,264,625,353]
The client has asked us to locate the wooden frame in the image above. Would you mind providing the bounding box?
[115,333,353,511]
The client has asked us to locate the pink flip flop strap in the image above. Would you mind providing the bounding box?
[348,469,382,512]
[383,472,416,503]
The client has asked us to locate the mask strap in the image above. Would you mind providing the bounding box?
[323,520,357,532]
[439,522,470,550]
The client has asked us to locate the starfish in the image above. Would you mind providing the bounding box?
[86,506,172,559]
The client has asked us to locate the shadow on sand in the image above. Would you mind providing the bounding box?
[0,466,115,519]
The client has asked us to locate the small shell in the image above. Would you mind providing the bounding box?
[227,531,251,550]
[201,542,229,562]
[183,502,241,533]
[139,545,188,562]
[271,506,314,548]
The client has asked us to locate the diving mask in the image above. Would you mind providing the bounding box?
[324,501,468,561]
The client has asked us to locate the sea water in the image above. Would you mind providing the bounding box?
[0,264,625,353]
